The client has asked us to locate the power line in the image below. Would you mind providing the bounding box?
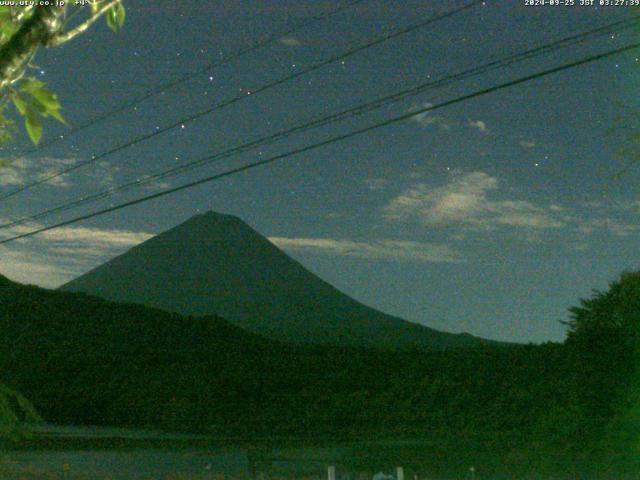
[2,40,637,245]
[13,0,369,156]
[0,0,483,202]
[1,16,636,231]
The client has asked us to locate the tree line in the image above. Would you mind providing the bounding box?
[0,271,639,477]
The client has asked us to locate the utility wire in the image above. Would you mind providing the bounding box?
[0,15,637,230]
[12,0,369,156]
[0,0,483,202]
[2,40,637,245]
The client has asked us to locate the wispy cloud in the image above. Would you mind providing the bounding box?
[468,120,488,133]
[0,156,76,188]
[409,103,449,129]
[382,171,640,243]
[383,171,565,230]
[577,218,639,237]
[0,156,119,190]
[269,237,462,263]
[0,247,78,287]
[364,178,388,191]
[88,160,119,189]
[0,221,152,287]
[279,37,302,47]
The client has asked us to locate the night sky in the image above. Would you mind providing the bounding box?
[1,0,639,343]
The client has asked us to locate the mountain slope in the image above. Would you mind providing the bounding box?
[60,211,484,349]
[0,273,275,429]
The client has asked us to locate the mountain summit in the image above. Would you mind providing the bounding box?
[60,211,484,349]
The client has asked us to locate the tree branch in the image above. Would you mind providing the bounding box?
[13,6,35,24]
[47,0,121,47]
[0,6,66,90]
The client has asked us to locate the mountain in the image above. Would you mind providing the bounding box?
[60,211,485,350]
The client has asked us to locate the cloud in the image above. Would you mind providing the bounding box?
[574,243,589,252]
[364,178,388,191]
[382,172,640,241]
[89,160,119,189]
[279,37,302,47]
[0,221,152,287]
[409,103,449,129]
[577,218,639,237]
[0,156,77,187]
[39,225,151,246]
[3,220,152,247]
[0,156,119,190]
[268,237,462,263]
[383,171,565,230]
[0,247,79,287]
[519,140,536,149]
[468,120,488,133]
[606,199,640,213]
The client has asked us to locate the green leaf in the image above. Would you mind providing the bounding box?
[12,95,27,115]
[30,100,47,115]
[116,2,125,28]
[18,78,46,95]
[106,6,118,32]
[18,78,66,124]
[49,108,67,125]
[27,86,59,111]
[106,2,125,32]
[0,8,19,45]
[24,107,42,145]
[0,9,14,27]
[0,9,12,24]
